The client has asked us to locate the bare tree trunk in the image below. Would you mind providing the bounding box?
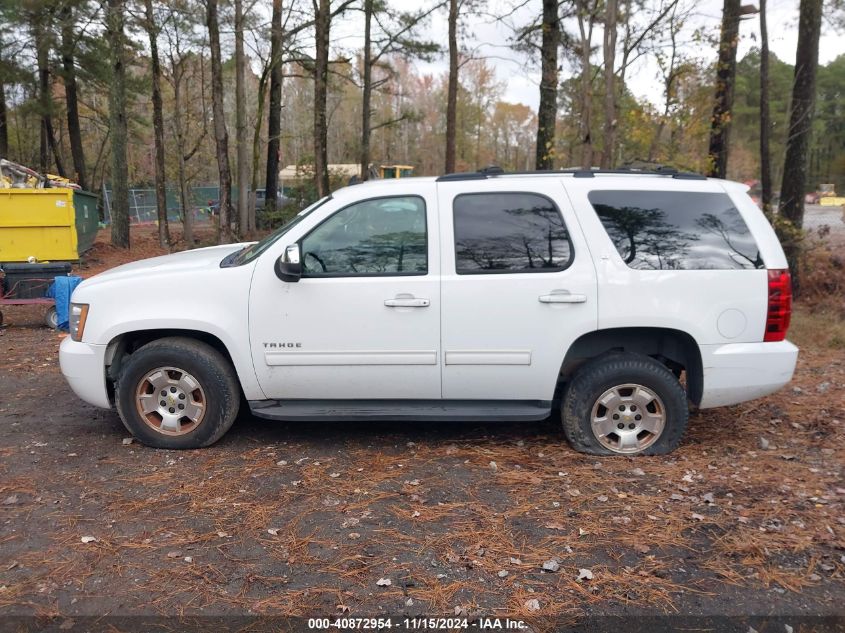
[143,0,171,249]
[314,0,330,197]
[0,30,6,158]
[707,0,740,179]
[445,0,458,173]
[648,10,679,163]
[106,0,130,248]
[778,0,823,291]
[601,0,617,169]
[235,0,250,236]
[759,0,773,218]
[207,0,234,243]
[251,65,270,221]
[34,14,66,177]
[33,14,48,173]
[576,1,594,169]
[0,72,7,159]
[360,0,373,180]
[265,0,283,214]
[172,68,194,247]
[60,5,87,189]
[535,0,560,170]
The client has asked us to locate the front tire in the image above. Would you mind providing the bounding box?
[115,337,240,449]
[562,352,688,456]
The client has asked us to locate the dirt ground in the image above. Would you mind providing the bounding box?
[0,216,843,630]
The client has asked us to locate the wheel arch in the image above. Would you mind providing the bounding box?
[559,327,703,405]
[105,329,244,403]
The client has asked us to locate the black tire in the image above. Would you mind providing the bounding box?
[115,337,240,449]
[561,352,688,456]
[45,306,58,329]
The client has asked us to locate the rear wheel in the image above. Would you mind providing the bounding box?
[45,306,58,329]
[115,337,240,449]
[562,353,688,456]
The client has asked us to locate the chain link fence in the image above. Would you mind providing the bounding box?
[102,185,224,225]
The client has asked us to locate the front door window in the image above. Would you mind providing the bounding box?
[300,196,427,276]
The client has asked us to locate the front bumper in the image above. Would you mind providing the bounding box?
[698,340,799,408]
[59,337,111,409]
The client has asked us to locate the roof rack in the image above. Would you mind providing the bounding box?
[435,165,707,182]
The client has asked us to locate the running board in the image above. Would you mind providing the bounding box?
[248,399,552,422]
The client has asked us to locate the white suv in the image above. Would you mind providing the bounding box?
[59,168,798,455]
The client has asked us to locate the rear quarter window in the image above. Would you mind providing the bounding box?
[588,190,764,270]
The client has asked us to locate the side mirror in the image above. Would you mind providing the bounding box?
[275,244,302,282]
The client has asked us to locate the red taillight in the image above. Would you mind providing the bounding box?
[764,269,792,342]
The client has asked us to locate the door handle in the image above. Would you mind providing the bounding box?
[538,291,587,304]
[385,297,430,308]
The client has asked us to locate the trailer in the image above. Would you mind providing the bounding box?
[0,262,73,328]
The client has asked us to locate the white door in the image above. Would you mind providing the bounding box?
[438,180,598,402]
[248,188,441,400]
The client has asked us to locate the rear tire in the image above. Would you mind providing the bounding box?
[115,337,240,449]
[45,306,58,330]
[561,352,688,456]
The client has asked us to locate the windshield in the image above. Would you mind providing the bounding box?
[220,197,331,267]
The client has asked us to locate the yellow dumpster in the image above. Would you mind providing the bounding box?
[0,188,99,262]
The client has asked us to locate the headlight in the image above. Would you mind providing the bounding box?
[70,303,89,342]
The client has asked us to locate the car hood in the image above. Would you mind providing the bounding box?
[75,243,248,292]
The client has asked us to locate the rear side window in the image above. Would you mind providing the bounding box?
[453,193,572,274]
[588,190,763,270]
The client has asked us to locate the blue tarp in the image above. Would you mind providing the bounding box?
[46,276,83,330]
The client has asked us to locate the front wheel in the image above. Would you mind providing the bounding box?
[115,337,240,449]
[561,353,688,456]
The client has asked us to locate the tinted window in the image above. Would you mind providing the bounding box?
[454,193,572,274]
[301,196,426,276]
[589,190,763,270]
